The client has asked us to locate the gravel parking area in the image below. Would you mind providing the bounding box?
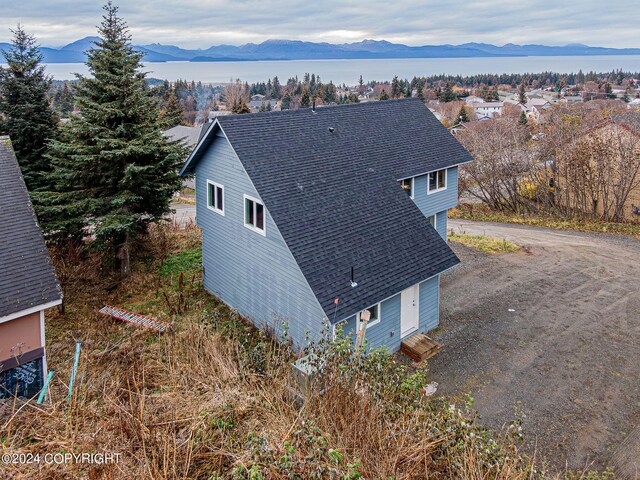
[429,220,640,475]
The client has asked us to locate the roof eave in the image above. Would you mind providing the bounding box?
[179,120,220,176]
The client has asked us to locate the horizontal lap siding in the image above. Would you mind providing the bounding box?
[336,275,439,354]
[196,133,326,348]
[436,210,448,240]
[419,276,439,332]
[412,167,459,217]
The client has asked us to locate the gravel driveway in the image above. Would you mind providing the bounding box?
[430,220,640,475]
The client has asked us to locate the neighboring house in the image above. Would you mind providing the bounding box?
[249,99,279,112]
[464,96,485,105]
[0,137,62,399]
[559,114,640,221]
[563,95,583,104]
[525,99,552,122]
[180,99,472,353]
[449,117,491,135]
[472,102,503,117]
[164,125,204,190]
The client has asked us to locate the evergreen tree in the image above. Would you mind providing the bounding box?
[519,110,528,126]
[300,88,311,107]
[231,98,250,114]
[379,89,389,101]
[391,75,401,98]
[271,76,281,99]
[518,81,527,104]
[0,25,58,191]
[158,91,184,127]
[416,77,425,101]
[281,91,291,110]
[457,105,469,123]
[40,3,187,277]
[441,82,456,102]
[623,88,631,103]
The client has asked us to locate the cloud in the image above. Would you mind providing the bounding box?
[0,0,638,48]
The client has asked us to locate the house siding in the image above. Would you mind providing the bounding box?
[412,167,459,217]
[195,131,327,348]
[336,275,440,353]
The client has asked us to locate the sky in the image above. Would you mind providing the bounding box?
[1,1,639,49]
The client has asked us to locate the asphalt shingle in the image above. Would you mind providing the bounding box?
[184,98,472,320]
[0,137,62,318]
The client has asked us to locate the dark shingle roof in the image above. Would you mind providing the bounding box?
[0,137,62,318]
[183,99,471,320]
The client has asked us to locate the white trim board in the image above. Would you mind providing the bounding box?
[0,299,62,325]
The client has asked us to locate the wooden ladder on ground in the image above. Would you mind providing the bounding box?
[99,305,172,333]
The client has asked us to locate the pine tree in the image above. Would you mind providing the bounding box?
[441,82,456,102]
[457,105,469,123]
[158,92,184,128]
[300,88,311,108]
[281,91,291,110]
[519,110,528,126]
[518,81,527,104]
[416,77,425,101]
[0,25,58,191]
[40,3,187,277]
[379,89,389,101]
[271,76,281,99]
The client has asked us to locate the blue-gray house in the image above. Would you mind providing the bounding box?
[180,98,472,353]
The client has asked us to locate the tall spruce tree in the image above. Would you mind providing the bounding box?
[42,2,187,276]
[457,105,469,123]
[518,81,528,104]
[0,25,58,191]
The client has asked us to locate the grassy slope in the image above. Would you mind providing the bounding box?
[451,204,640,240]
[0,224,610,479]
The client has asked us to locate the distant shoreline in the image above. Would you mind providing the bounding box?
[33,55,640,84]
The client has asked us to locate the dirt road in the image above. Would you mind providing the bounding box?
[430,220,640,475]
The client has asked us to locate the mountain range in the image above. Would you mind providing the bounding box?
[2,37,640,63]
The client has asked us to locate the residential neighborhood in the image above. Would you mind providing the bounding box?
[1,2,640,479]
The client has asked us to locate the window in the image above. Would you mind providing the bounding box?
[427,214,436,228]
[428,169,447,194]
[399,178,413,198]
[244,194,265,235]
[359,303,381,328]
[207,180,224,215]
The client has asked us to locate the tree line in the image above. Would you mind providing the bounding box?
[0,2,187,277]
[456,101,640,222]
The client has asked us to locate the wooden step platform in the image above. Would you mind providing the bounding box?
[400,333,442,363]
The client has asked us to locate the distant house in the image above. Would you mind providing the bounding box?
[525,99,552,122]
[559,114,640,221]
[248,99,279,112]
[449,117,491,135]
[0,137,62,399]
[472,102,503,117]
[563,95,583,104]
[464,96,485,105]
[180,99,472,352]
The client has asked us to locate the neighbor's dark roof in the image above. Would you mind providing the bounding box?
[183,99,471,320]
[0,137,62,318]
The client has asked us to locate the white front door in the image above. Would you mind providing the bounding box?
[400,284,420,337]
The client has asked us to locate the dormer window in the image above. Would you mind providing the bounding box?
[399,178,413,198]
[428,169,447,194]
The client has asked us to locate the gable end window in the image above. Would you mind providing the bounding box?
[428,169,447,194]
[359,303,381,329]
[244,194,266,235]
[207,180,224,215]
[399,178,413,198]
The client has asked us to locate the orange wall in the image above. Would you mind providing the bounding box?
[0,312,43,362]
